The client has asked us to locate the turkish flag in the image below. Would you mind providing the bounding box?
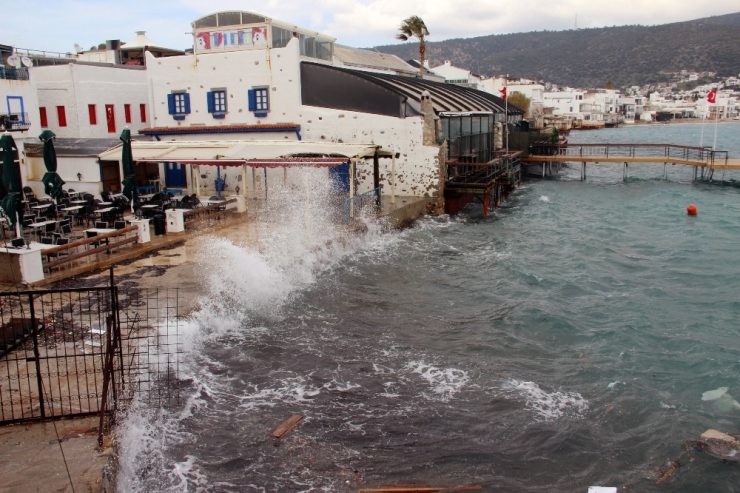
[707,89,717,104]
[499,87,507,101]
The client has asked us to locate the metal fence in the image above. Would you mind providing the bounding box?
[345,186,381,220]
[0,275,183,427]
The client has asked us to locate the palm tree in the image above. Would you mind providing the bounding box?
[396,16,429,78]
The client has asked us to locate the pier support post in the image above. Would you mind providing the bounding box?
[349,158,356,218]
[693,166,698,181]
[391,153,397,206]
[623,162,627,182]
[482,191,489,217]
[542,163,546,178]
[664,163,667,180]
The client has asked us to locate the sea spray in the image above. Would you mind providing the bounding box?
[116,168,389,491]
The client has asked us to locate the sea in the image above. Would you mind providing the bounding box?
[117,122,740,492]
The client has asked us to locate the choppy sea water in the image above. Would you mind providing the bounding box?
[118,124,740,492]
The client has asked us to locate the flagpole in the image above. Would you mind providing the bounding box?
[505,96,508,154]
[712,98,720,151]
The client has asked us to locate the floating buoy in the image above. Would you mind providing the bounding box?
[687,204,698,216]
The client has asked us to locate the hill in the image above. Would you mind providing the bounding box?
[373,12,740,89]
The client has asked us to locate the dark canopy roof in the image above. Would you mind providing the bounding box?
[23,138,121,158]
[301,61,524,118]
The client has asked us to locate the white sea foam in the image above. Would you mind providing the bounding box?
[540,195,550,202]
[503,379,588,421]
[405,361,470,401]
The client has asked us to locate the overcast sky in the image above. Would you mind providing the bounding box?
[4,0,738,54]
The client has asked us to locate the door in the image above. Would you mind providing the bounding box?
[329,162,349,193]
[164,162,187,188]
[105,105,115,133]
[99,160,121,192]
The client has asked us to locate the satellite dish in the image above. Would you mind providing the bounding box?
[21,56,32,68]
[7,55,21,68]
[74,43,83,53]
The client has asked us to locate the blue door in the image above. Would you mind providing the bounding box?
[329,162,349,193]
[164,162,187,188]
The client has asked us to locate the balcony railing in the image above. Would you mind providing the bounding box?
[0,66,29,80]
[0,113,31,131]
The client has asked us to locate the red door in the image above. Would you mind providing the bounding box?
[106,105,116,133]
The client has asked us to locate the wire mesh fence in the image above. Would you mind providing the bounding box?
[0,279,183,425]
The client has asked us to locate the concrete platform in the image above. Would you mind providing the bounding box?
[0,416,112,493]
[378,194,436,229]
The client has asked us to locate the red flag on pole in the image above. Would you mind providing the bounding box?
[499,87,507,100]
[707,89,717,104]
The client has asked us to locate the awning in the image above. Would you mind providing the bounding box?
[98,139,392,166]
[245,157,349,168]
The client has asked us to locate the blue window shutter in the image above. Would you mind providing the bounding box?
[167,94,175,115]
[206,91,215,113]
[183,93,191,114]
[248,89,256,111]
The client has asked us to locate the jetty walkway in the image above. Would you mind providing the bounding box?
[522,143,737,181]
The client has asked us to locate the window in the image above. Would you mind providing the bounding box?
[56,106,67,127]
[140,104,147,123]
[248,87,269,117]
[88,104,97,125]
[124,104,132,123]
[105,104,116,133]
[207,90,227,118]
[167,92,191,121]
[6,96,25,123]
[39,107,48,127]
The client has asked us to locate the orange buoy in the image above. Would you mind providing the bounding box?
[687,204,698,216]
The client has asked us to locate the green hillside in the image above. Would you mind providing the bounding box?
[373,13,740,88]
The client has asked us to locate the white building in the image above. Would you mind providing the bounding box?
[32,62,149,139]
[1,43,42,200]
[1,48,40,137]
[618,96,645,123]
[430,61,482,90]
[480,76,545,127]
[696,95,737,119]
[543,90,585,116]
[116,11,515,202]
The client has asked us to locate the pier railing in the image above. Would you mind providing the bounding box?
[527,143,728,166]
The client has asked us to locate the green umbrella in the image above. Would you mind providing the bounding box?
[39,130,65,199]
[120,129,135,201]
[0,134,22,228]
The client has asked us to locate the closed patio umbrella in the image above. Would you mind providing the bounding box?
[120,129,135,202]
[39,130,65,200]
[0,133,22,228]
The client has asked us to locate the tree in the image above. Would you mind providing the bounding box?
[396,16,430,78]
[507,91,531,115]
[605,80,614,89]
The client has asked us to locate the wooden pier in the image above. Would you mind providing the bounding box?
[522,143,736,182]
[444,151,522,217]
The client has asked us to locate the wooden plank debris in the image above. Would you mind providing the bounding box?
[358,485,482,492]
[271,414,304,439]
